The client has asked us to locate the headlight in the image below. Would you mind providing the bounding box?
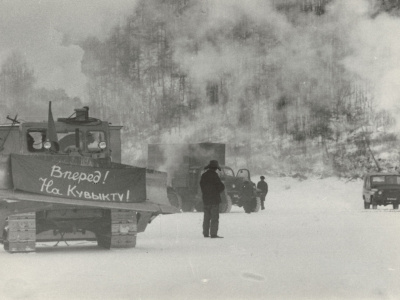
[378,190,383,195]
[98,141,107,149]
[232,184,235,189]
[43,141,51,149]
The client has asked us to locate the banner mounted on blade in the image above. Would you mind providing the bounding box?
[11,154,146,203]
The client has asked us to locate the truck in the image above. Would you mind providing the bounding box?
[147,143,261,213]
[362,172,400,209]
[0,103,179,253]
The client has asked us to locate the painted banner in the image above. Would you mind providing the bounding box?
[11,154,146,203]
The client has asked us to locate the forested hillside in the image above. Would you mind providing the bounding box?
[1,0,400,177]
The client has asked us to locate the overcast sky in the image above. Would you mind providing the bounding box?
[0,0,138,100]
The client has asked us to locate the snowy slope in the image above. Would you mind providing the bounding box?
[1,176,399,300]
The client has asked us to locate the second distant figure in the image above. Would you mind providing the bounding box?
[200,160,225,238]
[257,176,268,210]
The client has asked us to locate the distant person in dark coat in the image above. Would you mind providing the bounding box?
[257,176,268,210]
[200,160,225,238]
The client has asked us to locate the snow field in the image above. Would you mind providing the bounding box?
[0,176,399,300]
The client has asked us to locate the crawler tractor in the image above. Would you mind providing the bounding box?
[0,103,178,253]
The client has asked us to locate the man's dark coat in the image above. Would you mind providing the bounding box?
[200,169,225,205]
[257,180,268,194]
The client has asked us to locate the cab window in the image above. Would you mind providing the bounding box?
[86,131,105,152]
[386,176,400,184]
[237,169,250,179]
[371,176,384,184]
[220,167,234,177]
[27,131,45,152]
[371,175,400,187]
[58,130,83,153]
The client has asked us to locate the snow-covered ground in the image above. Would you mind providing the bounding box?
[1,176,400,300]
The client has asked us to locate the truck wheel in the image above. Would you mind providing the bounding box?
[1,228,7,244]
[220,194,232,213]
[243,197,261,213]
[3,228,9,251]
[181,201,194,212]
[371,197,377,209]
[393,203,399,209]
[167,191,182,210]
[251,197,261,213]
[364,201,371,209]
[243,200,253,213]
[243,199,251,213]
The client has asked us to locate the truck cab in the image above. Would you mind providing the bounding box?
[217,166,260,213]
[148,142,260,213]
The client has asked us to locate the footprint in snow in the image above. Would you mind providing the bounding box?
[241,272,265,282]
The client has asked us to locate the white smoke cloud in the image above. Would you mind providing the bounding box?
[173,0,400,132]
[331,0,400,113]
[0,0,138,99]
[174,0,292,85]
[4,0,396,130]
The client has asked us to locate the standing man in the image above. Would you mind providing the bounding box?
[200,160,225,238]
[257,176,268,210]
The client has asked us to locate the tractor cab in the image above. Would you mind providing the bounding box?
[20,107,111,160]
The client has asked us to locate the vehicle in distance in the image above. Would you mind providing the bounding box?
[147,143,260,213]
[362,172,400,209]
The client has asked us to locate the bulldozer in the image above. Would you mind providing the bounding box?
[0,103,178,253]
[148,143,261,213]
